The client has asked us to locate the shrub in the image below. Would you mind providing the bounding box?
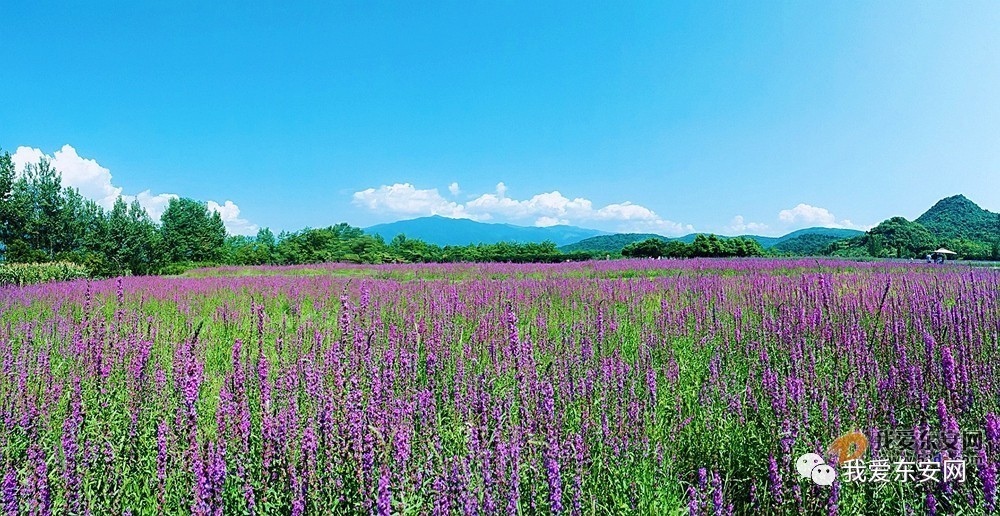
[0,261,89,286]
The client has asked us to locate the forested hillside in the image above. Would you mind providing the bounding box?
[559,233,667,253]
[915,194,1000,241]
[826,197,1000,259]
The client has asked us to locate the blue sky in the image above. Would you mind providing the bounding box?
[2,1,999,236]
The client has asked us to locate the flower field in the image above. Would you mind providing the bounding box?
[1,259,998,514]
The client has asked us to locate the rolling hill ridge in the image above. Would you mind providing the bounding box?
[365,216,609,247]
[559,227,863,253]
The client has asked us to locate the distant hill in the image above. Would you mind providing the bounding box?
[766,227,863,244]
[676,227,862,248]
[559,233,668,253]
[915,194,999,241]
[365,215,609,246]
[827,195,1000,259]
[772,233,851,255]
[560,227,862,253]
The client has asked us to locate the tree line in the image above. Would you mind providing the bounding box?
[621,234,766,259]
[826,216,1000,260]
[0,150,595,277]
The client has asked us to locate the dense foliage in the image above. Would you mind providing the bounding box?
[0,261,88,286]
[827,196,1000,260]
[161,198,226,263]
[915,194,1000,242]
[867,217,937,258]
[622,235,765,258]
[0,151,166,277]
[2,259,999,513]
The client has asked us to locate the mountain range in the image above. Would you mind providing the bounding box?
[365,215,863,252]
[560,227,863,253]
[365,215,609,247]
[364,194,998,258]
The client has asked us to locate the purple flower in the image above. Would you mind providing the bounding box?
[377,466,392,516]
[711,471,723,514]
[980,452,997,512]
[767,455,782,505]
[26,444,49,515]
[941,346,956,393]
[546,454,563,514]
[192,441,226,516]
[986,413,1000,445]
[827,480,839,516]
[61,377,84,514]
[2,466,17,515]
[687,485,700,515]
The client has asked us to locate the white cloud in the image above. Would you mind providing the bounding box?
[448,182,461,196]
[13,145,123,209]
[354,182,693,235]
[352,183,471,219]
[11,145,256,235]
[726,215,770,234]
[123,190,178,221]
[207,200,259,236]
[778,204,837,226]
[777,203,867,230]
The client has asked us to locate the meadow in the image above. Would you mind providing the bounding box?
[0,258,997,514]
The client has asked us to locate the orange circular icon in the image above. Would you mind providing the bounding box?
[826,432,868,464]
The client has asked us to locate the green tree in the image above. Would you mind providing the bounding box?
[0,149,20,260]
[728,237,765,257]
[103,198,162,275]
[0,157,65,262]
[662,240,689,258]
[867,217,936,258]
[160,198,226,263]
[690,234,725,257]
[54,188,109,272]
[224,227,279,266]
[255,228,277,264]
[19,159,64,259]
[994,213,1000,260]
[866,233,887,257]
[622,238,668,258]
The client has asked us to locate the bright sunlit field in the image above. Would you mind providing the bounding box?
[1,259,997,515]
